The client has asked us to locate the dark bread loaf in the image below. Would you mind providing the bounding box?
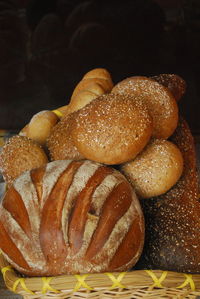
[0,159,144,276]
[151,74,186,102]
[139,116,200,273]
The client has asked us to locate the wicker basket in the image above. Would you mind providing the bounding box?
[1,252,200,299]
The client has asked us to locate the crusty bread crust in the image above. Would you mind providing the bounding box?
[0,160,144,276]
[139,116,200,273]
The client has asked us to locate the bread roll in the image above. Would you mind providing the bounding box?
[0,135,48,186]
[64,68,113,116]
[112,76,178,139]
[0,159,144,276]
[83,68,113,81]
[71,68,113,100]
[71,93,153,165]
[68,87,103,114]
[25,110,59,146]
[47,113,84,161]
[121,139,183,198]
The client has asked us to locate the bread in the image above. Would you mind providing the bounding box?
[19,124,28,136]
[112,76,178,139]
[71,93,153,165]
[139,116,200,273]
[55,69,113,117]
[22,110,59,146]
[121,139,183,198]
[151,74,186,102]
[47,112,84,161]
[71,68,113,100]
[53,105,70,117]
[0,159,145,276]
[0,135,48,186]
[68,85,104,114]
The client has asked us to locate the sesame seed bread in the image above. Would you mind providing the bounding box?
[121,139,184,199]
[0,135,48,187]
[139,116,200,273]
[151,74,186,102]
[71,93,153,165]
[112,76,178,139]
[47,112,84,161]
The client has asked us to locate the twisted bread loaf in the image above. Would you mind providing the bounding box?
[55,68,113,116]
[71,68,113,100]
[0,159,144,276]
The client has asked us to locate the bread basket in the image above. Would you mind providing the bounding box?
[1,251,200,299]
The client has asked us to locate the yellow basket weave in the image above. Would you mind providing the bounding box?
[1,252,200,299]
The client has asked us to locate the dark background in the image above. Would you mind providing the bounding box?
[0,0,199,133]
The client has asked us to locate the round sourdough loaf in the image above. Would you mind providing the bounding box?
[0,159,144,276]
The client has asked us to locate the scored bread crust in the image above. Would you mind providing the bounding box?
[139,116,200,273]
[0,160,144,276]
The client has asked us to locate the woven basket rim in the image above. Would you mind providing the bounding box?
[1,252,200,297]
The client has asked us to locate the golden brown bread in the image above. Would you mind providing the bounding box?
[0,159,144,276]
[19,110,60,146]
[121,139,183,199]
[71,68,113,100]
[139,116,200,273]
[19,124,29,136]
[71,93,153,165]
[67,86,104,114]
[47,112,84,161]
[53,105,70,117]
[54,69,113,117]
[0,135,49,186]
[112,76,178,139]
